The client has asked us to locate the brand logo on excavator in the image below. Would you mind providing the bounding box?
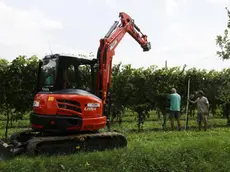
[84,107,96,111]
[84,103,100,111]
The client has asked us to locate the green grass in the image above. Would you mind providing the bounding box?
[0,113,230,172]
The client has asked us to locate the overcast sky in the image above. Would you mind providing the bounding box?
[1,0,230,70]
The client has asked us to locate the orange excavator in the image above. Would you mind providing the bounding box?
[0,12,151,159]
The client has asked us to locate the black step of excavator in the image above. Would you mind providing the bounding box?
[0,129,127,160]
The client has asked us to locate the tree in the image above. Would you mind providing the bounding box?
[110,63,134,123]
[216,7,230,124]
[0,55,39,139]
[216,7,230,60]
[127,67,153,131]
[0,59,9,109]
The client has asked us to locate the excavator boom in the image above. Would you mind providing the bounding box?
[96,12,151,128]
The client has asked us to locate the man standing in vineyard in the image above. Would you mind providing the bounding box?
[189,90,209,131]
[168,88,181,131]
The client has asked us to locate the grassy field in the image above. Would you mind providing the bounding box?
[0,112,230,172]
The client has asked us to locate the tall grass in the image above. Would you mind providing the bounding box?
[0,111,229,172]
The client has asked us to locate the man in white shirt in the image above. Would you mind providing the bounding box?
[189,90,209,131]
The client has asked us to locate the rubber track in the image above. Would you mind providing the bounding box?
[26,132,127,156]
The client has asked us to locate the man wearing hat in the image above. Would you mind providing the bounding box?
[189,90,209,131]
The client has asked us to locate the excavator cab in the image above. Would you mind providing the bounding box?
[37,54,98,94]
[30,53,107,133]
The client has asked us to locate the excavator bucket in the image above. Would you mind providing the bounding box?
[0,141,14,160]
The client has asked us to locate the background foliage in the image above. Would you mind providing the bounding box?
[1,55,230,127]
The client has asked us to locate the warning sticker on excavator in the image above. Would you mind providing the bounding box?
[48,97,54,101]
